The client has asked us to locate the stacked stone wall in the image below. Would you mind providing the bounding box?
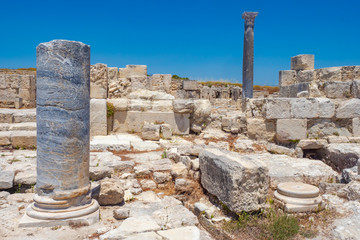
[279,54,360,98]
[0,70,36,108]
[245,97,360,143]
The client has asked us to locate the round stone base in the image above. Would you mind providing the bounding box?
[274,182,322,213]
[26,199,99,220]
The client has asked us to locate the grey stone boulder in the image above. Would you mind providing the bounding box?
[0,170,14,189]
[199,148,269,212]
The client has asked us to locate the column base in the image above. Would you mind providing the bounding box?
[19,199,99,228]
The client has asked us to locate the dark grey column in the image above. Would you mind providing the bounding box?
[26,40,98,220]
[242,12,258,100]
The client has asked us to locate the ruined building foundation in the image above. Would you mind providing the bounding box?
[19,40,99,227]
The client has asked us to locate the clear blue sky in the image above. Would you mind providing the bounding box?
[1,0,359,86]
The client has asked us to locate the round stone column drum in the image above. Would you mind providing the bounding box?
[26,40,99,220]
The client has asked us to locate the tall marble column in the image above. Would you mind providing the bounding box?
[24,40,99,223]
[242,12,258,100]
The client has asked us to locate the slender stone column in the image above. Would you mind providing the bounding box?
[242,12,258,100]
[24,40,99,223]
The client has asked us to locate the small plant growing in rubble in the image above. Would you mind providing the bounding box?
[161,150,167,159]
[107,102,114,117]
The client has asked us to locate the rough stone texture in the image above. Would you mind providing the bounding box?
[157,226,201,240]
[352,80,360,98]
[0,170,14,189]
[297,139,328,149]
[317,98,335,118]
[279,70,296,86]
[265,99,291,119]
[160,124,172,139]
[247,118,275,141]
[10,131,36,148]
[152,100,173,112]
[90,63,108,99]
[199,148,269,212]
[291,98,318,118]
[319,143,360,171]
[113,208,130,220]
[142,123,160,141]
[90,99,107,136]
[99,178,125,205]
[131,76,148,91]
[36,40,92,207]
[296,70,315,83]
[324,81,352,99]
[291,54,314,71]
[353,118,360,137]
[107,98,128,111]
[149,74,172,93]
[336,99,360,118]
[173,99,194,113]
[276,119,307,141]
[316,67,342,82]
[183,80,198,91]
[119,65,147,78]
[307,119,351,138]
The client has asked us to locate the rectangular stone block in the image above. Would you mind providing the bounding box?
[265,99,292,119]
[90,63,108,99]
[113,111,189,135]
[90,99,107,136]
[10,131,37,148]
[148,74,172,93]
[13,109,36,123]
[276,119,307,141]
[182,80,198,91]
[279,70,296,86]
[119,65,147,78]
[128,99,152,111]
[0,74,6,88]
[130,76,147,91]
[173,99,194,113]
[296,70,315,83]
[353,118,360,137]
[291,54,314,71]
[0,131,11,145]
[0,109,14,123]
[316,67,342,82]
[341,66,355,81]
[317,98,335,118]
[351,80,360,98]
[19,88,31,100]
[107,99,128,111]
[336,99,360,118]
[291,98,318,118]
[151,100,173,112]
[90,84,107,99]
[324,81,352,98]
[19,75,32,89]
[199,148,269,212]
[247,118,275,141]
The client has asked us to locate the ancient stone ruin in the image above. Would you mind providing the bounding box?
[1,25,360,240]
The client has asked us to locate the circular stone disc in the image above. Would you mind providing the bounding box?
[277,182,319,198]
[274,191,322,205]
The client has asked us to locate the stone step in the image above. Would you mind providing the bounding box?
[0,130,37,148]
[0,122,37,131]
[0,108,36,123]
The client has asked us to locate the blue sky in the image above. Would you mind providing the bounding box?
[1,0,359,86]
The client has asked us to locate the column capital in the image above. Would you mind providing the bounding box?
[242,12,258,26]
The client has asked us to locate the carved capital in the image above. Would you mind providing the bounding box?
[242,12,258,26]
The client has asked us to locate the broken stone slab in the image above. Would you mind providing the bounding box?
[319,143,360,171]
[130,141,160,151]
[0,170,14,189]
[128,89,174,100]
[199,148,269,212]
[253,153,337,188]
[173,99,194,113]
[98,178,125,205]
[291,54,314,71]
[142,123,160,141]
[336,99,360,119]
[90,135,131,151]
[297,139,328,150]
[157,226,201,240]
[276,119,307,142]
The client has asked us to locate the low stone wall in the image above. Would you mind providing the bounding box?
[0,70,36,108]
[245,97,360,142]
[279,54,360,98]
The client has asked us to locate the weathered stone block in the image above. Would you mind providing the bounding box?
[11,131,37,148]
[316,67,342,82]
[317,98,335,118]
[183,80,198,91]
[151,100,173,112]
[351,80,360,98]
[199,148,269,212]
[353,118,360,137]
[279,70,296,86]
[0,132,11,145]
[119,65,147,78]
[276,119,307,141]
[142,123,160,140]
[160,124,172,139]
[291,98,318,118]
[336,99,360,118]
[324,81,352,99]
[0,74,6,88]
[173,99,194,113]
[341,66,355,81]
[90,99,107,136]
[296,70,315,83]
[128,99,152,111]
[131,76,147,91]
[0,170,14,189]
[308,119,351,138]
[107,98,128,111]
[291,54,314,71]
[90,63,108,99]
[265,99,292,119]
[247,118,275,141]
[148,74,171,93]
